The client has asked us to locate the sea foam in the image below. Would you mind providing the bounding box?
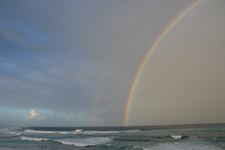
[23,129,140,135]
[79,131,119,135]
[75,129,140,135]
[24,129,75,134]
[24,129,56,134]
[56,137,112,147]
[171,135,182,139]
[20,136,112,147]
[6,132,21,136]
[21,136,49,141]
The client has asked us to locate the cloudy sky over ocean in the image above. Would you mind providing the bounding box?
[1,0,225,127]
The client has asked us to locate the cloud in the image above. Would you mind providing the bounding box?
[25,109,55,121]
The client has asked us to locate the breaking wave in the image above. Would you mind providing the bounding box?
[78,131,119,135]
[56,137,112,147]
[24,129,76,134]
[76,129,140,135]
[171,135,198,140]
[75,129,82,132]
[24,129,140,135]
[20,136,112,147]
[21,136,49,141]
[24,129,57,134]
[0,132,21,137]
[171,135,182,139]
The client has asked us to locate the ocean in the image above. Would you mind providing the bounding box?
[0,123,225,150]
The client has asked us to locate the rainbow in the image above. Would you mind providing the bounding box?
[124,0,203,126]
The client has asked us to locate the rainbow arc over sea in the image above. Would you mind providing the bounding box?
[124,0,203,126]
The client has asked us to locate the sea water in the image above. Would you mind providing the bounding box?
[0,123,225,150]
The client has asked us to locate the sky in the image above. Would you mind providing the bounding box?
[0,0,225,127]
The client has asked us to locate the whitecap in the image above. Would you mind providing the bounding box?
[74,129,140,135]
[21,136,49,141]
[24,129,139,135]
[55,137,112,147]
[75,129,83,132]
[73,130,118,135]
[7,132,21,136]
[24,129,56,134]
[87,131,119,134]
[171,135,182,139]
[58,131,73,134]
[24,129,77,134]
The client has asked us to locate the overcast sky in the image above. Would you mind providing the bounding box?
[1,0,225,127]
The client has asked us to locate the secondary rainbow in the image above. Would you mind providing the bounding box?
[124,0,203,126]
